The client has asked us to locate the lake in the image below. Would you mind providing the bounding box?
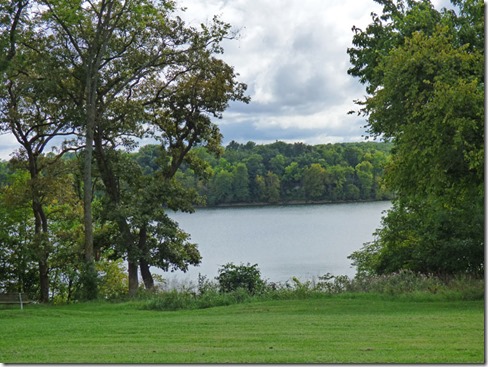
[154,201,392,286]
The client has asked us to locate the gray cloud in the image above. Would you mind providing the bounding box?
[0,135,20,160]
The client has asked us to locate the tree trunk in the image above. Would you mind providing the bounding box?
[32,199,50,303]
[38,260,49,302]
[128,260,139,296]
[83,0,113,268]
[94,129,146,296]
[80,40,102,298]
[83,80,96,265]
[138,224,154,290]
[81,81,98,300]
[139,259,154,290]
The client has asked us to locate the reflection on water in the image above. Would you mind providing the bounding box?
[153,201,391,284]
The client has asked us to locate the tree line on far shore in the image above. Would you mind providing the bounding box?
[165,140,394,206]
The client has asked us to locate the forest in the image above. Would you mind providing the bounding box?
[168,140,393,205]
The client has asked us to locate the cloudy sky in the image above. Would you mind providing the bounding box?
[176,0,452,147]
[0,0,451,160]
[177,0,384,147]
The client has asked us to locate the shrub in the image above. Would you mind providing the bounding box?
[97,259,128,300]
[315,274,354,294]
[197,273,219,295]
[440,275,484,301]
[142,287,253,311]
[216,263,265,295]
[347,270,484,300]
[76,262,99,301]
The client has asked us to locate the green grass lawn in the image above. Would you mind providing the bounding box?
[0,294,484,363]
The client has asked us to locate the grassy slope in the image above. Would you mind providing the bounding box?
[0,294,484,364]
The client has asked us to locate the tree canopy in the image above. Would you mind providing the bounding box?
[347,0,484,277]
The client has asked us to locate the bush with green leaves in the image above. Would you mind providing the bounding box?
[197,273,219,295]
[216,263,265,294]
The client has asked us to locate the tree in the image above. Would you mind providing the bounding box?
[253,174,266,202]
[19,0,249,297]
[269,154,286,176]
[282,161,304,200]
[244,153,265,200]
[0,170,37,297]
[326,165,348,200]
[264,171,281,203]
[209,169,234,204]
[29,0,159,296]
[303,163,327,201]
[347,0,484,276]
[0,157,85,302]
[0,0,80,301]
[355,161,374,199]
[216,263,265,295]
[232,163,250,202]
[0,160,11,185]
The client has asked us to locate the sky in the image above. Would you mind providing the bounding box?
[174,0,452,147]
[176,0,385,147]
[0,0,452,160]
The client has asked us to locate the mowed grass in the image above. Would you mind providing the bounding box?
[0,294,484,364]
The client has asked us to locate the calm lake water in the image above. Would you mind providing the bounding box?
[155,201,391,285]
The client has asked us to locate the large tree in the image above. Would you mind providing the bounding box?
[89,21,249,295]
[0,0,79,301]
[347,0,484,276]
[1,0,249,298]
[36,0,183,297]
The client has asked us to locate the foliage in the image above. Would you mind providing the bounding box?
[96,259,128,300]
[157,140,394,206]
[75,262,99,302]
[0,138,392,302]
[0,0,249,299]
[142,287,252,311]
[142,267,483,311]
[347,0,484,277]
[0,170,38,296]
[216,262,265,295]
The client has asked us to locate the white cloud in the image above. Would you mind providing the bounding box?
[178,0,384,145]
[176,0,458,147]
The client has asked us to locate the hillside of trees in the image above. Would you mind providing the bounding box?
[166,140,394,206]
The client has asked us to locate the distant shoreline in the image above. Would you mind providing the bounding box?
[194,198,392,209]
